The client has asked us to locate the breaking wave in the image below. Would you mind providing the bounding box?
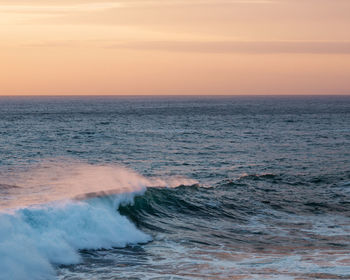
[0,162,197,280]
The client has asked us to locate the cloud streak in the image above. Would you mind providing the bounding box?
[109,40,350,54]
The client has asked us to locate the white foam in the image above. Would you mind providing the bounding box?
[0,194,151,280]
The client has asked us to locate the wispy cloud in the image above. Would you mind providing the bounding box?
[0,2,123,14]
[21,39,350,55]
[0,0,276,15]
[0,0,276,5]
[108,40,350,54]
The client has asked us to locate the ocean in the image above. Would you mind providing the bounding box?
[0,96,349,280]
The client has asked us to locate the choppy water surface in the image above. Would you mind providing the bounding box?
[0,96,349,280]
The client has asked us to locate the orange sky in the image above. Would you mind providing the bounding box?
[0,0,349,95]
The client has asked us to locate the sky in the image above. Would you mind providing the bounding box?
[0,0,349,95]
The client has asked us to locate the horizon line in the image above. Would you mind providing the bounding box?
[0,94,349,98]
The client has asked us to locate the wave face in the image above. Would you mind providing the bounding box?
[120,175,350,243]
[0,163,196,280]
[116,177,350,280]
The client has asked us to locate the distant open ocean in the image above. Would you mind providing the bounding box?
[0,96,349,280]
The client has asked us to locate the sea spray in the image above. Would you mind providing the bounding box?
[0,161,198,210]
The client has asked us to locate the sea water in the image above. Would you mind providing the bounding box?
[0,96,349,279]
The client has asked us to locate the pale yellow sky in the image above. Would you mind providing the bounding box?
[0,0,349,95]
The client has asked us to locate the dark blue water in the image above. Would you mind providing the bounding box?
[0,96,349,280]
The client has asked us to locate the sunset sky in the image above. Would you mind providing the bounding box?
[1,0,349,95]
